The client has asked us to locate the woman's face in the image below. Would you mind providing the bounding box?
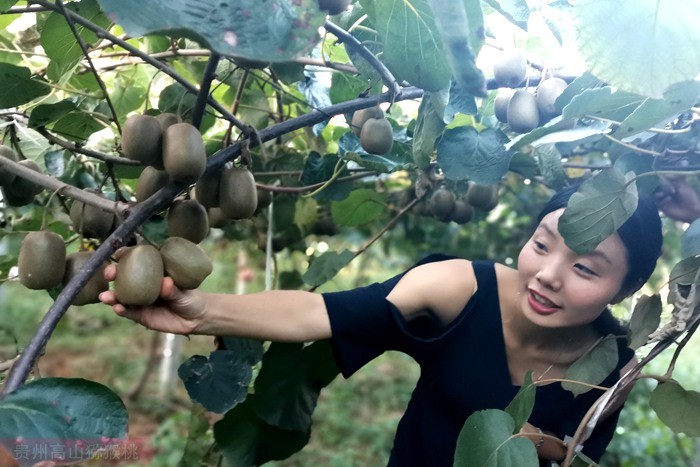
[517,208,629,328]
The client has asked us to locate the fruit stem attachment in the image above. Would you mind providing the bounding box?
[301,158,347,199]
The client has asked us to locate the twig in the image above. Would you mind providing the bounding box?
[192,52,220,130]
[0,356,19,373]
[325,21,401,96]
[32,0,252,137]
[587,115,695,135]
[36,127,140,165]
[664,319,700,379]
[602,133,662,156]
[54,0,121,134]
[256,171,375,194]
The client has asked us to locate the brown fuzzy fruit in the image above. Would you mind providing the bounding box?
[63,251,109,306]
[536,77,568,120]
[194,170,221,208]
[351,106,384,137]
[135,167,171,203]
[318,0,350,15]
[0,145,19,186]
[162,123,206,183]
[493,49,527,88]
[114,245,164,306]
[360,118,394,155]
[429,188,456,221]
[70,189,115,239]
[494,89,514,123]
[160,237,213,289]
[155,112,180,131]
[167,199,209,244]
[451,198,474,224]
[18,231,66,290]
[507,90,540,133]
[207,207,231,229]
[121,114,164,168]
[467,183,499,211]
[219,167,258,220]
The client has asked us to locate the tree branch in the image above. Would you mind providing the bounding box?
[32,0,252,137]
[0,86,424,398]
[54,0,121,134]
[37,127,140,166]
[192,52,220,130]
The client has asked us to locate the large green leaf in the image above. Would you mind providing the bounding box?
[436,126,511,184]
[97,0,325,62]
[302,249,354,287]
[0,378,127,464]
[40,0,111,82]
[650,381,700,437]
[331,188,386,227]
[614,80,700,138]
[453,409,538,467]
[561,86,645,122]
[178,350,254,413]
[251,341,338,432]
[0,63,50,108]
[628,294,662,350]
[214,399,310,467]
[504,372,535,432]
[573,0,700,98]
[51,111,104,142]
[28,100,77,128]
[0,1,18,13]
[109,65,152,122]
[558,168,638,255]
[360,0,451,91]
[562,336,619,396]
[483,0,530,30]
[412,95,446,168]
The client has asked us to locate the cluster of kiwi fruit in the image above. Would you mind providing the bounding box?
[492,49,568,133]
[351,106,394,155]
[0,145,44,207]
[416,182,500,224]
[17,231,109,306]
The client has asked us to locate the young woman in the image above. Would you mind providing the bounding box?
[99,185,663,466]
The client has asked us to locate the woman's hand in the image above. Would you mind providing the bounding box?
[654,176,700,223]
[98,249,208,335]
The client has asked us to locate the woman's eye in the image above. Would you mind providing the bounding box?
[533,241,547,251]
[575,264,597,276]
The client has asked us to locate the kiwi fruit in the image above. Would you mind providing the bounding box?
[0,145,19,186]
[63,251,109,306]
[254,188,272,214]
[70,189,115,239]
[114,245,164,306]
[167,199,209,244]
[12,159,44,196]
[318,0,350,15]
[121,114,164,168]
[18,231,66,290]
[162,123,207,183]
[494,89,514,123]
[194,169,221,208]
[207,207,231,229]
[135,167,171,202]
[360,118,394,155]
[428,188,456,221]
[160,237,213,289]
[219,166,258,220]
[155,112,180,131]
[467,183,499,211]
[493,49,527,88]
[451,198,474,225]
[536,77,568,120]
[351,106,384,137]
[507,90,540,133]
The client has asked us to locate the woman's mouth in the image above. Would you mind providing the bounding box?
[527,289,561,314]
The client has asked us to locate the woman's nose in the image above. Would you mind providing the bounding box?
[536,262,563,291]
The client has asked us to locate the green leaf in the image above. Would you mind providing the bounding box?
[270,62,305,86]
[41,0,111,82]
[338,133,409,173]
[554,72,604,110]
[215,399,310,467]
[361,0,451,91]
[413,96,446,168]
[562,336,619,396]
[0,63,50,108]
[614,80,700,138]
[526,120,611,148]
[178,350,253,413]
[252,341,338,432]
[51,111,104,142]
[650,381,700,437]
[483,0,530,30]
[0,378,127,464]
[331,189,385,227]
[98,0,325,62]
[219,337,265,366]
[628,294,662,350]
[453,409,538,467]
[561,86,645,122]
[437,126,511,184]
[573,0,700,98]
[681,220,700,259]
[612,153,659,194]
[300,151,353,201]
[0,1,18,13]
[669,257,700,288]
[302,249,354,287]
[28,100,77,128]
[109,66,152,121]
[535,143,567,190]
[558,168,638,254]
[504,372,535,433]
[294,197,318,232]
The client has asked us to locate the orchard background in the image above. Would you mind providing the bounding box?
[1,0,700,466]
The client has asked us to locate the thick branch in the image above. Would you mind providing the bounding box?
[37,127,140,166]
[32,0,251,137]
[0,86,424,398]
[192,52,220,130]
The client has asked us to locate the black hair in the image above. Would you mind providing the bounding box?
[537,183,663,299]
